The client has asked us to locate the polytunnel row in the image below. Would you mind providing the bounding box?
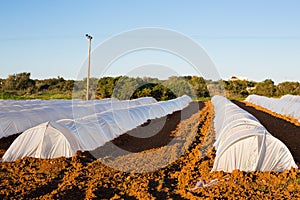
[0,98,122,107]
[280,94,300,103]
[245,94,300,123]
[0,97,157,139]
[2,95,192,162]
[0,97,159,113]
[0,98,115,112]
[211,95,297,172]
[56,95,192,151]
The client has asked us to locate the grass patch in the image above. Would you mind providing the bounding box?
[0,92,72,100]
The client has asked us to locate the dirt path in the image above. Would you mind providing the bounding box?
[233,100,300,164]
[90,101,202,158]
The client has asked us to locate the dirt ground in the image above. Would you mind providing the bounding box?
[0,101,300,199]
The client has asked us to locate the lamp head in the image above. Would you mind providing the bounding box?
[85,34,92,39]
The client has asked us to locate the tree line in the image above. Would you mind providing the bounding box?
[0,72,299,100]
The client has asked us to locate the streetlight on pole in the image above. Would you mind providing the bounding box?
[85,34,92,101]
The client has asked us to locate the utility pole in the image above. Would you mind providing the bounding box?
[85,34,92,101]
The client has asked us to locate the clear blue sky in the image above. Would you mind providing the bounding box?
[0,0,299,83]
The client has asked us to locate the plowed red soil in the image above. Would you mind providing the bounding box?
[0,101,299,199]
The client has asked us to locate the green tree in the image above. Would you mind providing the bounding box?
[255,79,276,97]
[4,72,35,91]
[276,82,300,96]
[186,76,209,97]
[223,79,258,98]
[96,76,121,99]
[132,82,176,101]
[164,76,193,97]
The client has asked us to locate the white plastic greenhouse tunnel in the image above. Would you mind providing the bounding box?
[0,97,157,139]
[2,122,81,161]
[1,95,192,162]
[211,95,297,172]
[280,94,300,103]
[245,94,300,123]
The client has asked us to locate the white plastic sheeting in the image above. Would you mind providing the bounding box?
[2,95,192,161]
[59,95,191,151]
[246,94,300,123]
[0,97,157,139]
[2,122,81,161]
[57,103,167,151]
[280,94,300,103]
[211,95,297,172]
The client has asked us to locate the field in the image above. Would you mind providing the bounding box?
[0,101,300,199]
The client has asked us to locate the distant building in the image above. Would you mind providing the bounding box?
[230,76,248,81]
